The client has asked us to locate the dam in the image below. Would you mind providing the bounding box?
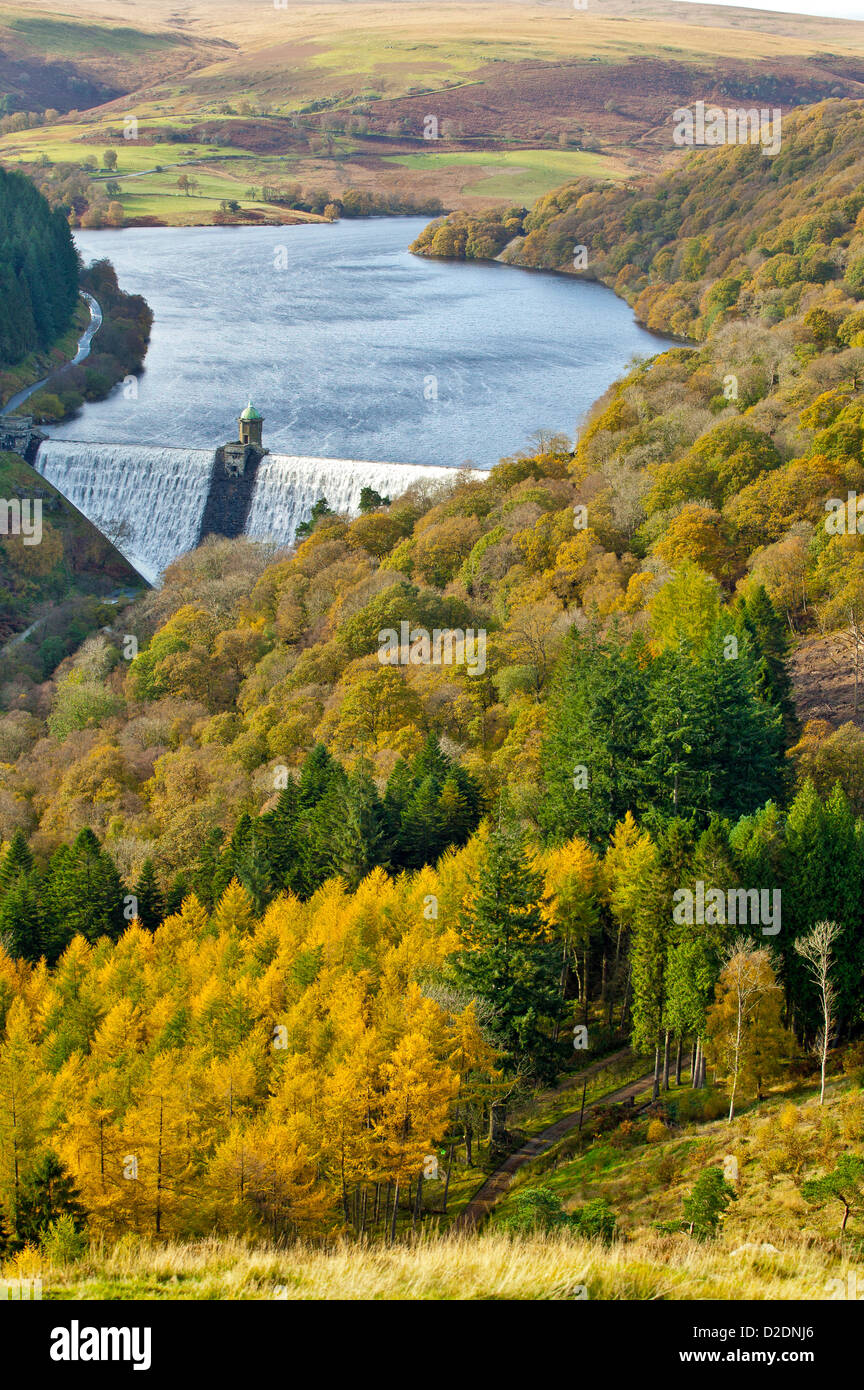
[33,436,462,585]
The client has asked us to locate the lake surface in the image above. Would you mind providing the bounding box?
[53,219,663,469]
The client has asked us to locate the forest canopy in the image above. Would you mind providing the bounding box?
[0,165,79,369]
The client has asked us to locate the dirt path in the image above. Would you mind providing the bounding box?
[454,1060,654,1231]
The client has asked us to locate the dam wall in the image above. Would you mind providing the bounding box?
[34,440,465,584]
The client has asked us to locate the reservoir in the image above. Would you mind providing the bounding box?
[49,218,661,468]
[36,217,665,579]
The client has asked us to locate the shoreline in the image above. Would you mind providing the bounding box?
[2,293,103,416]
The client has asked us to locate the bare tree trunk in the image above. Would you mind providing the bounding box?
[412,1172,423,1230]
[675,1037,682,1086]
[442,1144,453,1212]
[382,1182,391,1233]
[662,1030,670,1091]
[489,1102,506,1148]
[618,962,632,1031]
[652,1042,661,1102]
[389,1179,400,1243]
[608,925,624,1029]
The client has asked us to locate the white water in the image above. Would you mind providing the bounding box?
[33,440,464,584]
[245,454,464,548]
[35,441,215,584]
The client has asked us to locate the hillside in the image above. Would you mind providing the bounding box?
[5,16,864,1310]
[411,99,864,746]
[493,1069,864,1252]
[6,1,864,222]
[0,164,78,372]
[0,3,228,114]
[7,1051,864,1299]
[0,449,146,682]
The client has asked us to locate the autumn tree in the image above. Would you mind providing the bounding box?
[705,941,791,1121]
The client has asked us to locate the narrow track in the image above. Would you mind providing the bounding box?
[454,1063,655,1231]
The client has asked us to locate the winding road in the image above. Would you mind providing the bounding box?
[1,292,103,416]
[0,586,142,662]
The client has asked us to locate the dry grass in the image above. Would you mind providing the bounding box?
[7,1227,851,1301]
[15,0,864,58]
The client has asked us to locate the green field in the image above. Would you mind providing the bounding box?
[0,123,322,224]
[0,124,241,171]
[386,147,627,200]
[1,12,177,56]
[304,34,567,86]
[5,114,618,224]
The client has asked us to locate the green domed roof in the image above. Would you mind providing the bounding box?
[239,401,262,421]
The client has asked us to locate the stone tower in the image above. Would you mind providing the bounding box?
[238,401,263,448]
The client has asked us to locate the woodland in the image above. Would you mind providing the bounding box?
[3,98,864,1267]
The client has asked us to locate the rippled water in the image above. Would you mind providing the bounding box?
[51,219,664,468]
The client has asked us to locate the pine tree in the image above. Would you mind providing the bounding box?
[541,627,652,844]
[43,829,124,953]
[398,775,445,870]
[262,780,303,890]
[449,821,564,1081]
[298,743,338,809]
[164,871,191,917]
[0,873,43,962]
[16,1151,87,1245]
[691,619,785,822]
[646,643,709,820]
[326,760,386,889]
[629,820,695,1094]
[735,584,798,745]
[133,859,164,933]
[783,782,864,1034]
[226,821,272,915]
[386,736,482,869]
[683,1166,737,1239]
[0,829,33,895]
[802,1155,864,1234]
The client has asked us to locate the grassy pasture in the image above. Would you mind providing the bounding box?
[387,147,629,201]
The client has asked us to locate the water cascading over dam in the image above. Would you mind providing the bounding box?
[34,442,215,583]
[34,440,460,584]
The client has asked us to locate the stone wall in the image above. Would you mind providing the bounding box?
[197,444,265,543]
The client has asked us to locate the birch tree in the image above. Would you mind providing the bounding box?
[794,920,841,1105]
[705,938,787,1123]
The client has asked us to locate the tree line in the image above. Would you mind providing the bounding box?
[0,166,79,372]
